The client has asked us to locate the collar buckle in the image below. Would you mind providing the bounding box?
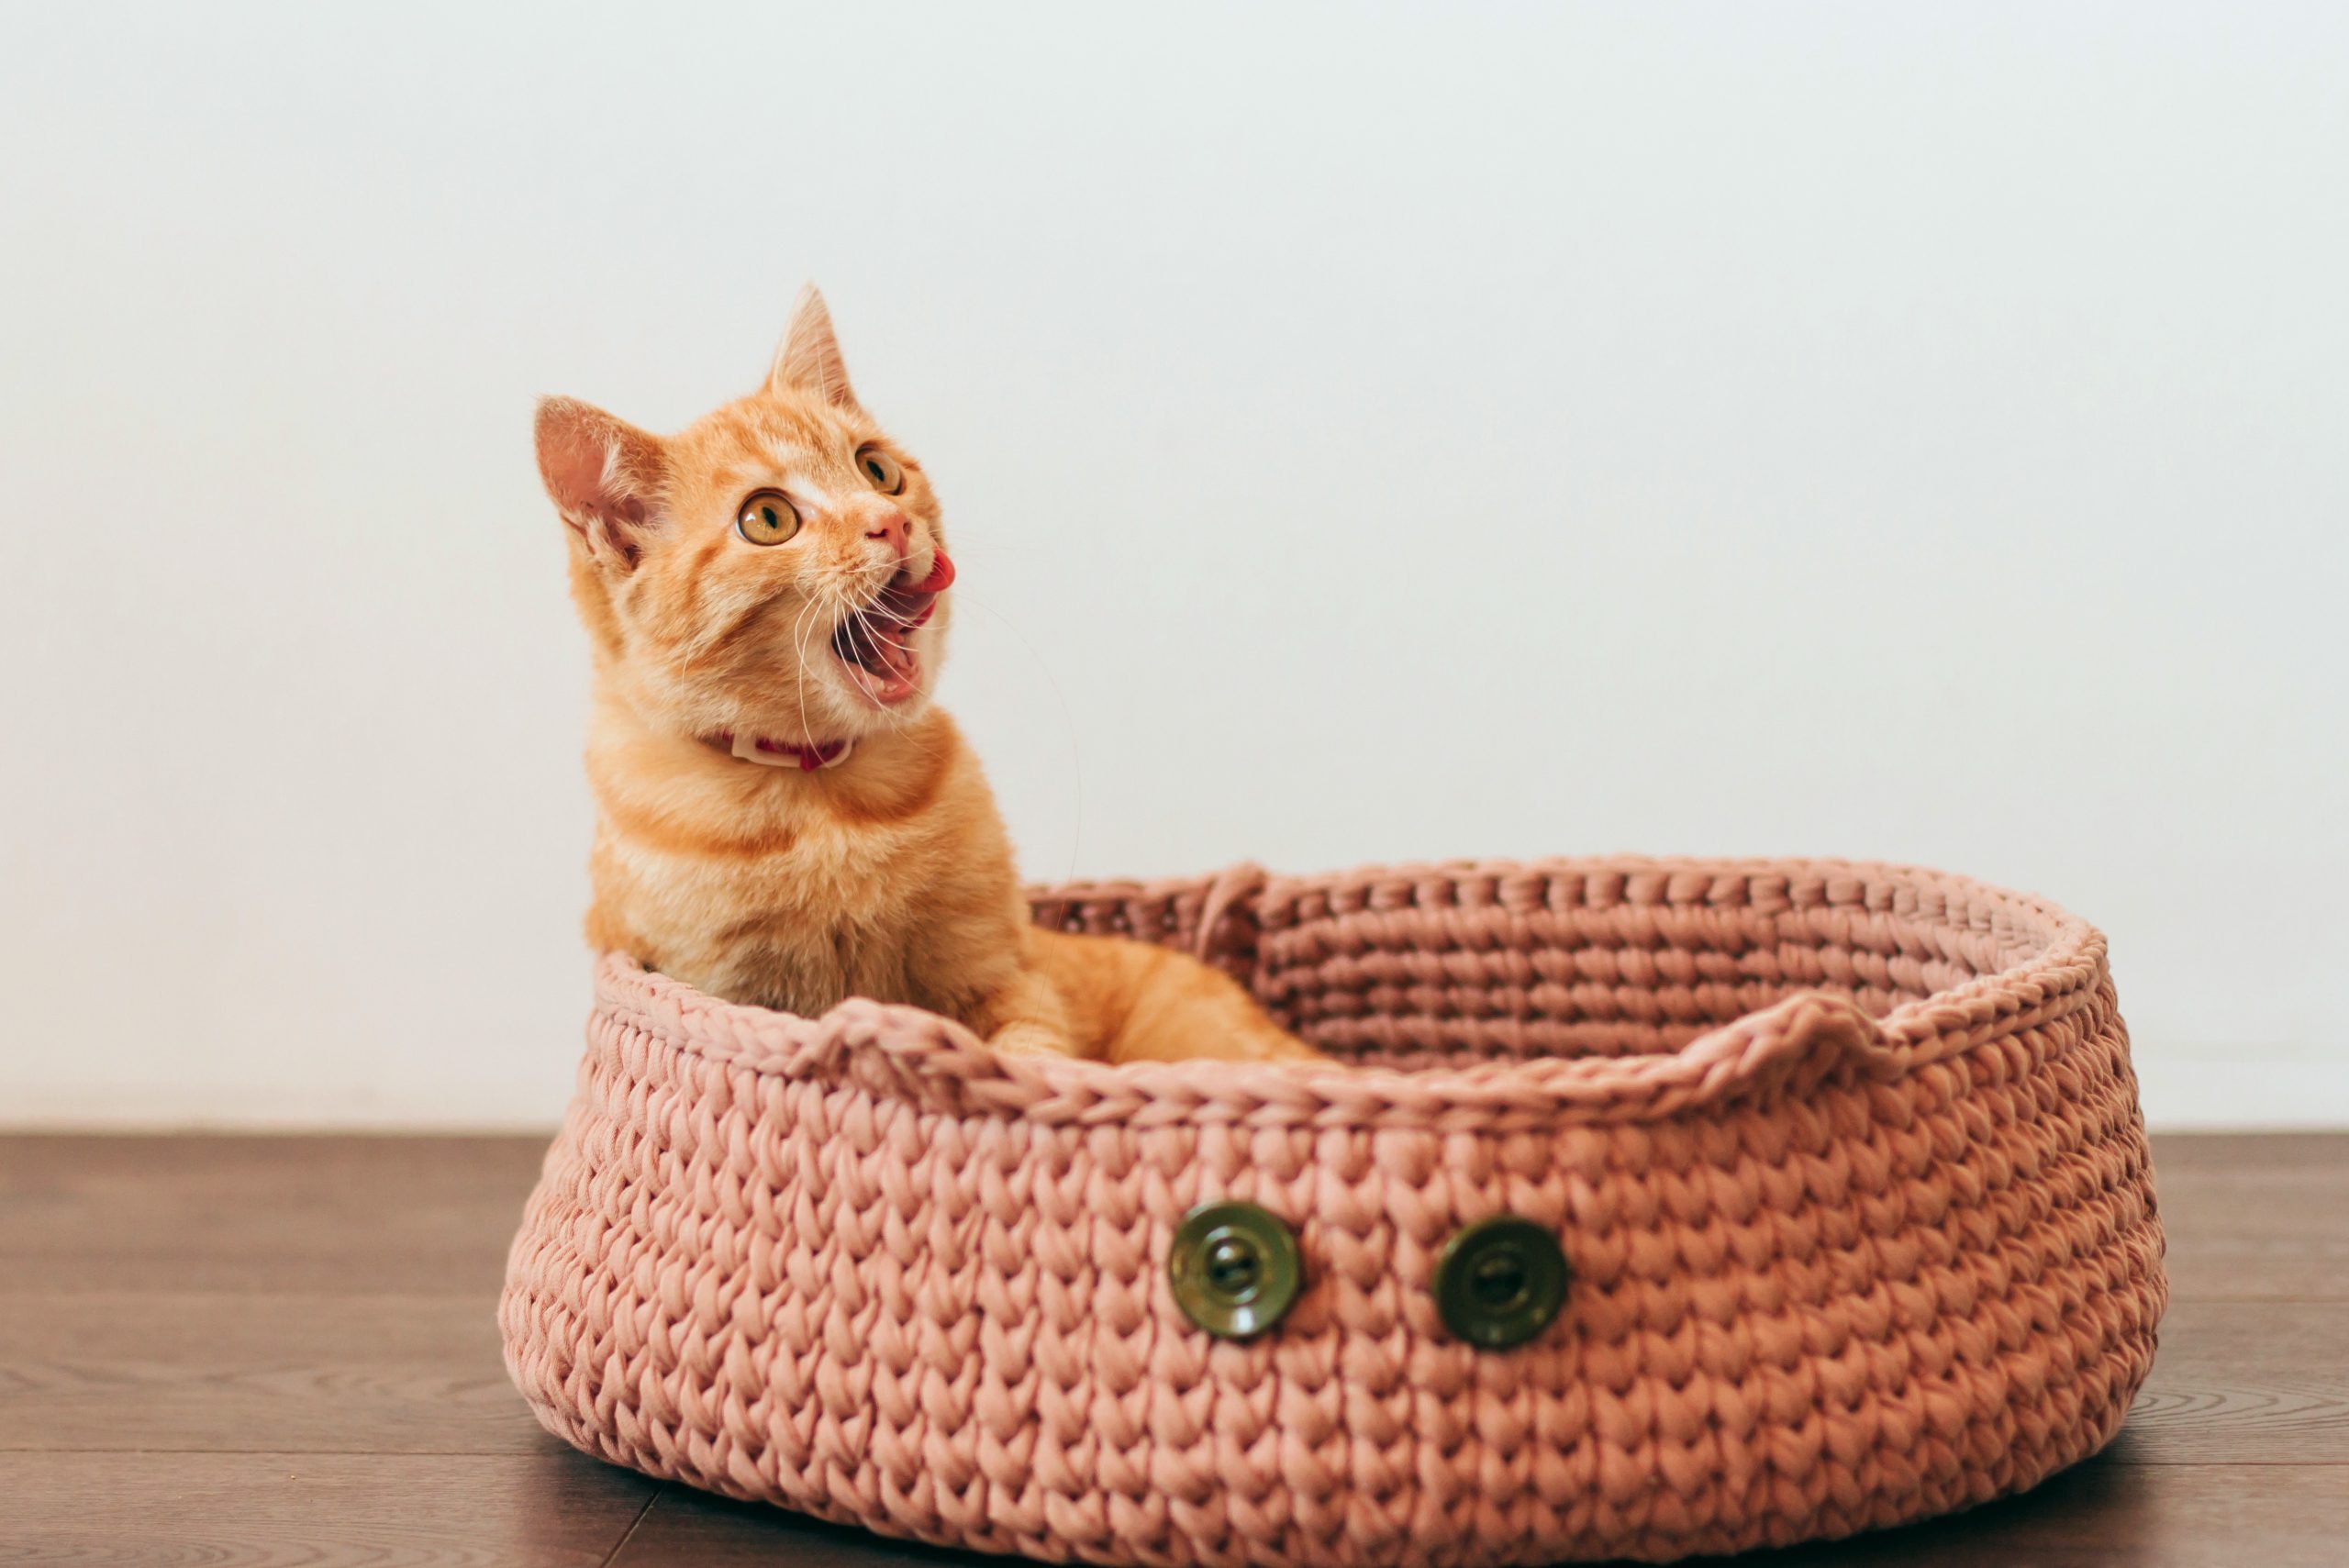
[729,731,854,771]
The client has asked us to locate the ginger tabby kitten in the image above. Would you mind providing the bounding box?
[536,287,1317,1064]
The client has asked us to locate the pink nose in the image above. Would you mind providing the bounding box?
[863,511,909,558]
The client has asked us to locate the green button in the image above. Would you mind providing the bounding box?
[1169,1201,1301,1340]
[1433,1215,1568,1350]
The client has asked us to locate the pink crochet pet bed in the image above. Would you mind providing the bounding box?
[501,858,2165,1566]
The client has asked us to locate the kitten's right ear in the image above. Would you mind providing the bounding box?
[768,284,858,407]
[534,396,667,567]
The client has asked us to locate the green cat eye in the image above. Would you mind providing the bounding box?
[856,444,906,495]
[736,489,799,546]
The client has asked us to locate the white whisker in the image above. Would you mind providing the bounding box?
[786,593,822,747]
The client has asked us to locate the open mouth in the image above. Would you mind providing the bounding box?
[831,551,953,706]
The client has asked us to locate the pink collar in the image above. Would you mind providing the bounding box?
[707,729,854,772]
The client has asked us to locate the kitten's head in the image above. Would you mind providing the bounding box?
[536,287,952,748]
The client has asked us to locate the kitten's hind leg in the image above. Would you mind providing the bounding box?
[1027,928,1324,1065]
[969,963,1084,1058]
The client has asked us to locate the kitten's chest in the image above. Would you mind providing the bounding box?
[583,716,1004,1017]
[627,806,926,920]
[597,807,931,1008]
[727,816,924,930]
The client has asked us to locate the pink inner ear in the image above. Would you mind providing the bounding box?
[543,439,614,518]
[536,399,664,557]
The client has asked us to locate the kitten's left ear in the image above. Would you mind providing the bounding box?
[535,396,667,569]
[768,284,859,408]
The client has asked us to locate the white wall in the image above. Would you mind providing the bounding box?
[3,4,2343,1129]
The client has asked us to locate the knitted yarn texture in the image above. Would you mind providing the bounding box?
[502,858,2164,1565]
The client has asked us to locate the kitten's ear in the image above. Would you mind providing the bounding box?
[534,396,667,568]
[767,284,858,407]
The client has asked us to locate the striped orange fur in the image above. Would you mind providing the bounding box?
[536,288,1316,1064]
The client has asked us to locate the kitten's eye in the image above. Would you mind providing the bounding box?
[856,445,906,495]
[735,489,800,546]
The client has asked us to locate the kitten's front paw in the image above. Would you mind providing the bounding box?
[987,1022,1078,1058]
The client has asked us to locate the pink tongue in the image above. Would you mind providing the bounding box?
[904,550,954,594]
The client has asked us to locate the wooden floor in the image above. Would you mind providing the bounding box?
[0,1135,2342,1566]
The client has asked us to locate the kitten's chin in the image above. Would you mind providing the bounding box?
[852,690,937,736]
